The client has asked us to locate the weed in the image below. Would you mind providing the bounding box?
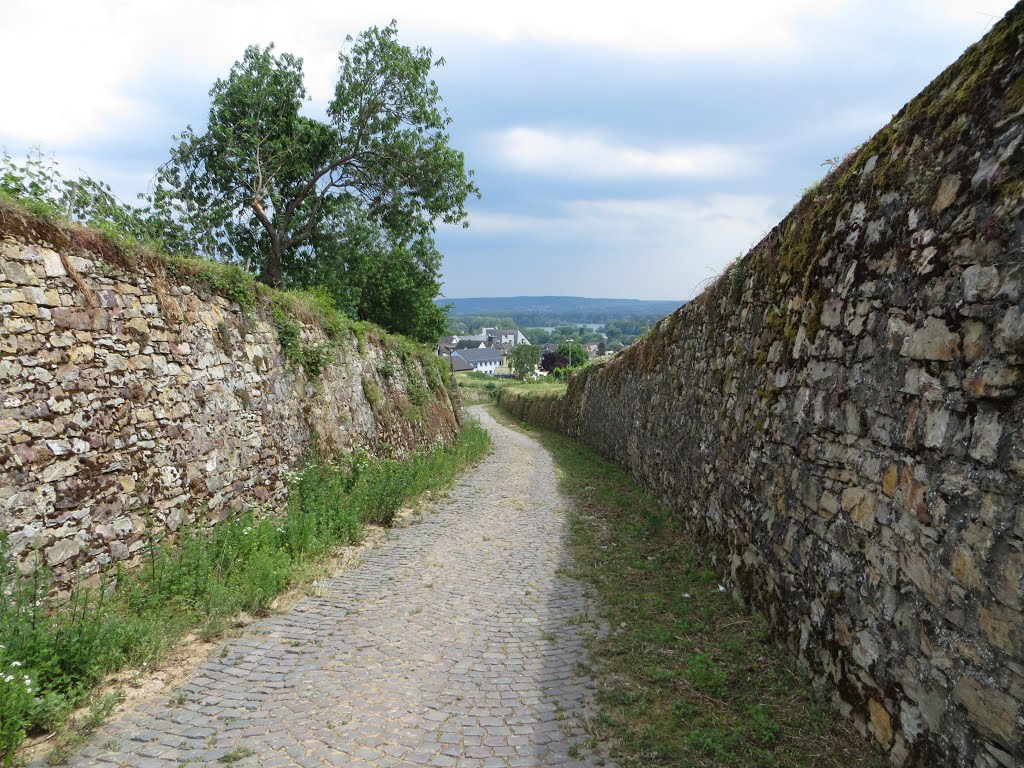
[219,746,255,764]
[166,255,256,312]
[46,692,123,765]
[270,301,335,379]
[361,375,383,409]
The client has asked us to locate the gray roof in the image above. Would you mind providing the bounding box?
[453,348,503,364]
[450,356,473,371]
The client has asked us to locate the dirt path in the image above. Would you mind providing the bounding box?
[52,406,613,768]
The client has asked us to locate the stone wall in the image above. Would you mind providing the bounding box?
[500,8,1023,767]
[0,209,460,588]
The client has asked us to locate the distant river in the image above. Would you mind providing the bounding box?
[539,323,604,332]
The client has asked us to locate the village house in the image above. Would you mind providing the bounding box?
[437,327,530,359]
[449,347,503,375]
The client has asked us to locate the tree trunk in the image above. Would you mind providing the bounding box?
[261,245,282,287]
[251,198,283,287]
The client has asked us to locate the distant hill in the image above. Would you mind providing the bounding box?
[437,296,683,322]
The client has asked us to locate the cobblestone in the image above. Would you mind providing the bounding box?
[50,407,614,767]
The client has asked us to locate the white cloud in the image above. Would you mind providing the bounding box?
[458,194,779,298]
[2,0,1015,146]
[493,128,748,179]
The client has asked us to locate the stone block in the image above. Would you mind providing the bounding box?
[52,307,109,331]
[882,463,900,497]
[969,410,1002,464]
[0,256,39,285]
[26,246,66,277]
[963,363,1021,398]
[978,605,1022,656]
[962,265,1001,302]
[903,552,945,605]
[995,306,1024,356]
[932,174,961,214]
[45,538,80,566]
[868,698,894,748]
[842,486,877,530]
[950,548,984,589]
[820,299,844,329]
[995,550,1024,609]
[952,675,1019,749]
[902,317,959,361]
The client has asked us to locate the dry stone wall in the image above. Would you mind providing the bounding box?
[502,8,1024,767]
[0,212,459,588]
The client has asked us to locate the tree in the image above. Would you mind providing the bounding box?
[540,351,567,373]
[155,23,478,341]
[509,344,541,379]
[556,341,587,368]
[521,327,551,345]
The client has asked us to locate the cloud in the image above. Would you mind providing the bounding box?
[3,0,1014,146]
[492,128,748,180]
[443,194,780,298]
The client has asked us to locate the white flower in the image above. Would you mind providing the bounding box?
[682,593,691,599]
[4,675,13,683]
[10,661,22,667]
[718,584,726,593]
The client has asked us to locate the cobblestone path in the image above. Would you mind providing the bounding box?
[57,406,614,768]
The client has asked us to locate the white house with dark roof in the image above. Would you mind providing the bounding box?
[450,347,503,375]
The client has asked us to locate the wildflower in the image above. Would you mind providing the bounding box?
[718,585,726,593]
[4,675,12,683]
[10,661,22,667]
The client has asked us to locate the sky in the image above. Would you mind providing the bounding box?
[1,1,1016,301]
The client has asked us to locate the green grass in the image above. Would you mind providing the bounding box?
[489,406,880,768]
[219,746,255,764]
[455,373,567,404]
[0,420,490,764]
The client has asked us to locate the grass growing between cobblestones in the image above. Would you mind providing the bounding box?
[490,408,880,768]
[0,420,490,766]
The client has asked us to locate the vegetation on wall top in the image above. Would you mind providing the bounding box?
[0,190,446,388]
